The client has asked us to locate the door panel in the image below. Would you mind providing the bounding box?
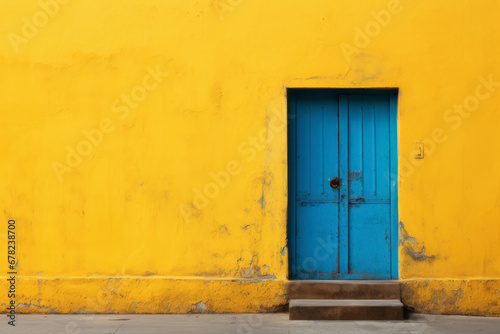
[347,94,390,203]
[288,90,397,280]
[296,94,339,202]
[347,94,391,276]
[293,92,339,278]
[348,204,391,277]
[296,203,339,278]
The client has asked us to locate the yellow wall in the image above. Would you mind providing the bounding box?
[1,0,499,315]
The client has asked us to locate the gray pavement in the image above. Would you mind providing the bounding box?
[2,313,500,334]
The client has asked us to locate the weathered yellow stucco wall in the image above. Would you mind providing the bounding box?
[0,0,499,315]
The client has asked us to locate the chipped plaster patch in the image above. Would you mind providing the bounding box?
[192,301,207,313]
[399,222,436,262]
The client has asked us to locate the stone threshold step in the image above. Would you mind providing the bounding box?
[289,280,401,300]
[289,299,404,321]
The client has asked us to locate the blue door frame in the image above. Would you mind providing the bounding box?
[287,89,399,280]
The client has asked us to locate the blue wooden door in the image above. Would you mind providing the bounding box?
[288,90,398,279]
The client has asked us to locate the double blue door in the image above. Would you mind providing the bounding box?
[288,90,398,279]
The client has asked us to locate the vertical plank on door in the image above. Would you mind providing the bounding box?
[339,95,349,274]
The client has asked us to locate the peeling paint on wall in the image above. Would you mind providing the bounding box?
[402,279,500,317]
[399,222,436,262]
[1,278,288,314]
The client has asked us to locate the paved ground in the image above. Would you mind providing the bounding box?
[2,313,500,334]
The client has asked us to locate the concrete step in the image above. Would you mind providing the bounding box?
[289,280,400,300]
[289,299,404,321]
